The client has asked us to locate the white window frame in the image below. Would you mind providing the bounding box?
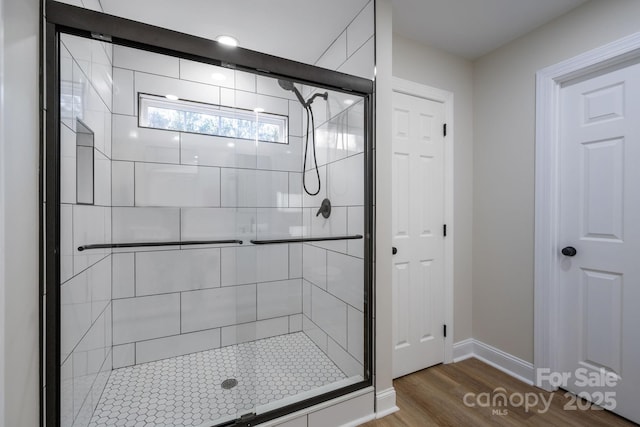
[138,93,289,144]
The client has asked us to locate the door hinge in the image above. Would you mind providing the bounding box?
[443,324,447,338]
[443,123,447,137]
[443,224,447,237]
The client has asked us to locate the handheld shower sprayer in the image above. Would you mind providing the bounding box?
[277,79,328,197]
[277,79,307,107]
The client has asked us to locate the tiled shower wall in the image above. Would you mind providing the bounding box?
[59,34,114,427]
[109,46,308,369]
[301,0,374,378]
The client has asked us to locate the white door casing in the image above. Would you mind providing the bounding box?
[391,79,453,379]
[557,61,640,422]
[535,32,640,424]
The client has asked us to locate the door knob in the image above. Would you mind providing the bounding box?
[392,247,397,255]
[561,246,577,257]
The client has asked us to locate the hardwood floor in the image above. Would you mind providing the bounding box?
[362,358,637,427]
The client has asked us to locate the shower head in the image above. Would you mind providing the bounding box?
[277,79,308,107]
[277,79,295,91]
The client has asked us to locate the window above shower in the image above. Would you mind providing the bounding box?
[139,93,288,144]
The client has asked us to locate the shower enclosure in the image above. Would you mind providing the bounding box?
[44,3,373,427]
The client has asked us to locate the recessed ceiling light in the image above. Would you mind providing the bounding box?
[216,35,238,47]
[227,142,235,148]
[253,107,265,113]
[211,72,227,81]
[165,94,179,101]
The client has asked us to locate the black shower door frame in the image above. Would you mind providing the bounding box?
[41,1,375,426]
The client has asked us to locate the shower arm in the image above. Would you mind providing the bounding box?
[304,92,328,108]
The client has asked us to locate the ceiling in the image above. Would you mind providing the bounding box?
[100,0,589,64]
[391,0,589,59]
[101,0,370,65]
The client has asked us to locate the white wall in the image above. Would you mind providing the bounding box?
[0,0,6,422]
[2,0,40,425]
[374,0,395,412]
[392,35,474,343]
[473,0,640,362]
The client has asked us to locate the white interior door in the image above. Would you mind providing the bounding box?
[391,91,445,379]
[558,61,640,423]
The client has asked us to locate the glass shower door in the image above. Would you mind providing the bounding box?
[58,33,260,427]
[56,30,369,427]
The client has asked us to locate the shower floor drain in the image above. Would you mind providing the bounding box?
[221,378,238,390]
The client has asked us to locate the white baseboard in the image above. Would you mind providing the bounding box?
[452,338,474,362]
[452,339,534,385]
[375,387,399,419]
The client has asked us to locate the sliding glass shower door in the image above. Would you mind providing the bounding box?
[52,25,369,427]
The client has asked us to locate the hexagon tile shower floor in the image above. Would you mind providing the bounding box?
[88,333,346,427]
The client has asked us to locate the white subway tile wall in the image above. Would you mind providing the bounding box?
[60,30,114,427]
[347,305,365,364]
[316,32,348,71]
[303,314,328,354]
[111,343,134,369]
[326,251,364,311]
[179,59,235,89]
[112,207,180,243]
[135,248,221,295]
[328,337,363,378]
[257,135,303,172]
[257,279,303,320]
[220,245,290,286]
[311,286,348,348]
[180,207,256,241]
[113,293,181,344]
[110,161,134,206]
[60,204,74,283]
[112,68,134,115]
[338,37,375,81]
[113,46,180,78]
[180,285,257,333]
[181,133,257,169]
[135,328,222,364]
[221,316,290,347]
[134,163,221,207]
[112,114,180,164]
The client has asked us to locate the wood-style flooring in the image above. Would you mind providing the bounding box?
[362,358,637,427]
